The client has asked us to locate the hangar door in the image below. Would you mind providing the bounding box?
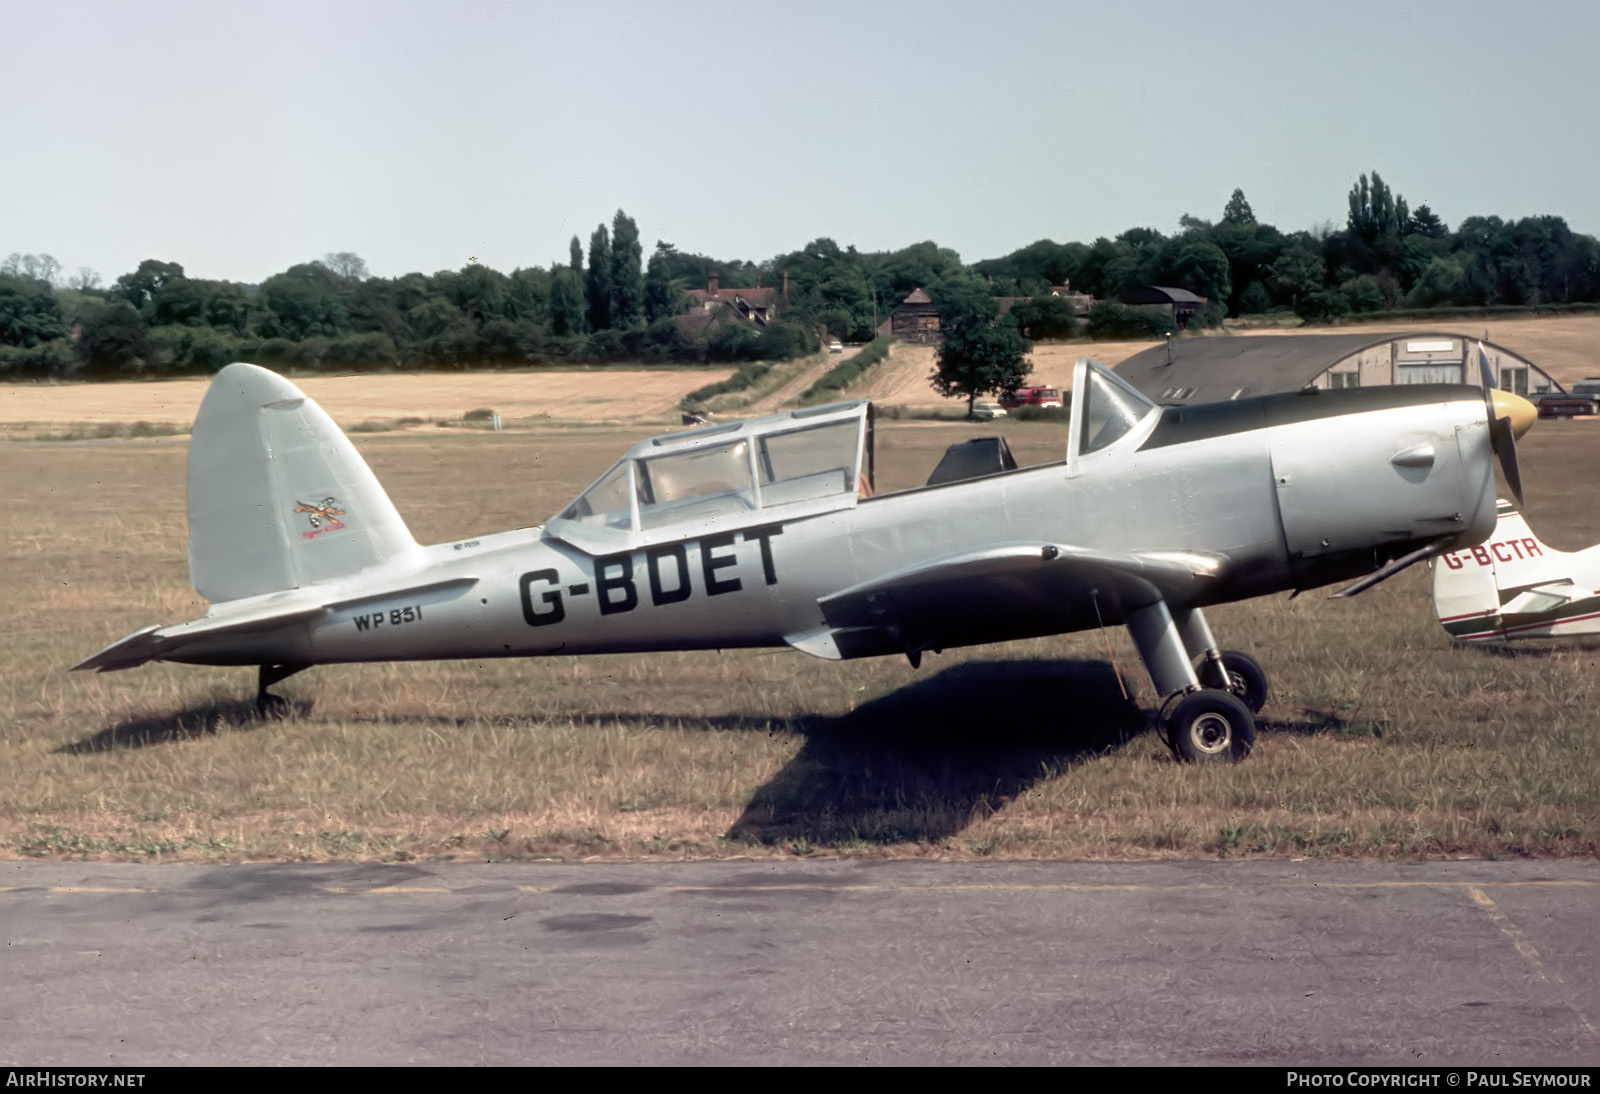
[1396,338,1463,385]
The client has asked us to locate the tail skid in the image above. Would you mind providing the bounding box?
[1433,499,1600,641]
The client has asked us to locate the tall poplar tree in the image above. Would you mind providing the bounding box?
[610,209,644,327]
[549,267,586,336]
[644,247,682,322]
[587,225,612,331]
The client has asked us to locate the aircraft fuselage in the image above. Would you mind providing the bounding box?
[165,385,1498,668]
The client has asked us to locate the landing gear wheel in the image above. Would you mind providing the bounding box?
[1209,649,1268,714]
[1165,690,1256,763]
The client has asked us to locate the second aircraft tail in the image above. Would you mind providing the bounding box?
[1433,499,1600,641]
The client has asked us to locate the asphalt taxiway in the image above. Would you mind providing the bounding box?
[2,859,1595,1066]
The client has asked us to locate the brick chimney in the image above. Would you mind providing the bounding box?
[708,272,719,294]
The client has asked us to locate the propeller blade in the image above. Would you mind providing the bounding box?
[1478,342,1531,507]
[1477,341,1498,391]
[1489,415,1525,506]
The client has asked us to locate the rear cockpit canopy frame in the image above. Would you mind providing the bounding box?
[545,401,872,552]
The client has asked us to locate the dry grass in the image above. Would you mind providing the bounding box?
[1,414,1595,864]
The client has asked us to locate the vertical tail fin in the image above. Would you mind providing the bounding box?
[1433,499,1580,641]
[186,363,420,603]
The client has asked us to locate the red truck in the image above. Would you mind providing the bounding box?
[999,385,1063,410]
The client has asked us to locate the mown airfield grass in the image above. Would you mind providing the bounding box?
[1,413,1596,864]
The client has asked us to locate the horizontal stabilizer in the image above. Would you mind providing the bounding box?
[71,575,479,672]
[71,598,327,673]
[71,626,168,673]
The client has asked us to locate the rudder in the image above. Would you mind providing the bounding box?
[186,363,420,603]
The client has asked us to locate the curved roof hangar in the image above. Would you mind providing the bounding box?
[1115,332,1560,406]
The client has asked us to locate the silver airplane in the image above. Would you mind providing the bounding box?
[74,356,1536,762]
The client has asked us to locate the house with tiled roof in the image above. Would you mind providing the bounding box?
[1048,283,1095,314]
[684,273,783,327]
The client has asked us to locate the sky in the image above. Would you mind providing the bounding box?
[5,0,1598,285]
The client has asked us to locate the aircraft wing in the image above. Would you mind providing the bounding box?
[786,542,1224,661]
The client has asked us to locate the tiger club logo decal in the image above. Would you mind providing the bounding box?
[294,497,347,540]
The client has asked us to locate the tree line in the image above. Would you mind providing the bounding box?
[975,175,1600,325]
[2,173,1596,380]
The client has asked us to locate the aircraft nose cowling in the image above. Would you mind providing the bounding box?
[1491,389,1536,439]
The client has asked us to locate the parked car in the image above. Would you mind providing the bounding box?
[999,386,1063,410]
[828,340,843,353]
[971,401,1008,420]
[1533,392,1600,418]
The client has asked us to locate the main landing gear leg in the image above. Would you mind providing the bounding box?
[1174,607,1269,715]
[1126,601,1256,763]
[257,663,309,718]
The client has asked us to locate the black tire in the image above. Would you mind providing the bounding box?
[1214,649,1268,714]
[1166,690,1256,763]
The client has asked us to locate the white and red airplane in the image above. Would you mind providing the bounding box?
[1434,499,1600,642]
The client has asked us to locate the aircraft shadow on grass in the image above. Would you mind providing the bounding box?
[725,658,1147,847]
[57,659,1145,851]
[56,696,313,755]
[62,656,1402,847]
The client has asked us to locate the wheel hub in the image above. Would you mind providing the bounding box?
[1189,711,1233,754]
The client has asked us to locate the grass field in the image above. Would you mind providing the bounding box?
[1,411,1595,864]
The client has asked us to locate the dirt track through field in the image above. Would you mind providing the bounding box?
[744,350,850,414]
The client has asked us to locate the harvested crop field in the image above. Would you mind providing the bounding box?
[0,366,738,432]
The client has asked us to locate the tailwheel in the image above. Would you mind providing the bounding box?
[256,662,308,719]
[1197,649,1269,714]
[257,692,291,719]
[1165,689,1256,763]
